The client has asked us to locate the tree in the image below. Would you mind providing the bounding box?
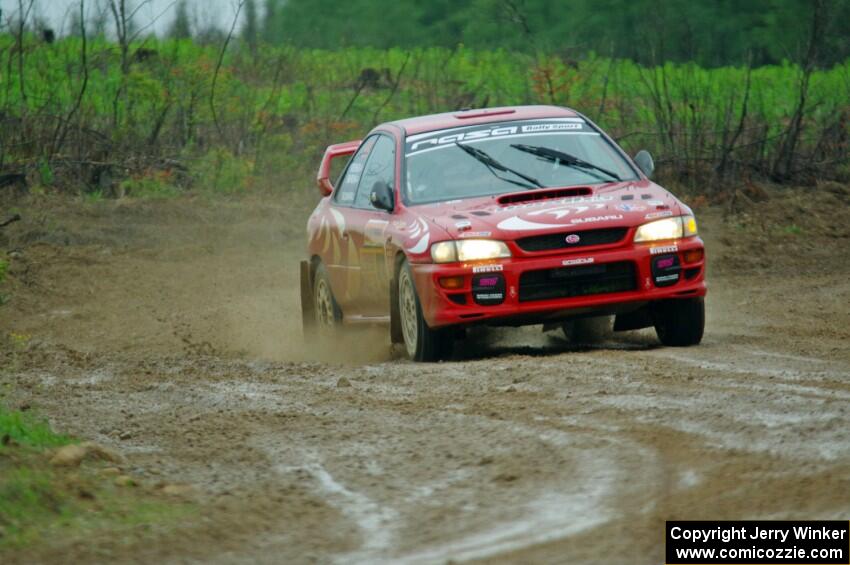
[261,0,278,43]
[168,0,191,39]
[241,0,258,53]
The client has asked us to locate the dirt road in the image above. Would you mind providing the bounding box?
[1,188,849,564]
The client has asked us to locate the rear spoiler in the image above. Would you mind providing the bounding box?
[316,139,361,196]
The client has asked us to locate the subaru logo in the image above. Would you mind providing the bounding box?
[565,234,580,244]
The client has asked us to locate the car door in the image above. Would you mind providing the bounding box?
[345,133,397,317]
[325,135,378,312]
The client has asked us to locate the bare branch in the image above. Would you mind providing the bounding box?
[210,0,245,140]
[51,0,89,158]
[129,1,178,42]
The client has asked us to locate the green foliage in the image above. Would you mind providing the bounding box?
[36,159,53,187]
[168,0,192,39]
[0,405,72,450]
[0,260,7,306]
[0,404,187,551]
[0,33,847,196]
[262,0,850,68]
[119,171,180,199]
[194,149,254,194]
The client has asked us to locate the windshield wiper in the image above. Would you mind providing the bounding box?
[455,142,543,189]
[510,144,621,182]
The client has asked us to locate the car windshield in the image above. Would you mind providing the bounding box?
[403,118,639,205]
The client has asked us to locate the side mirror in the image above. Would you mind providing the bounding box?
[369,180,394,212]
[316,139,361,197]
[634,150,655,178]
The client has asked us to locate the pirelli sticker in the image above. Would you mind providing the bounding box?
[650,245,678,255]
[405,118,595,156]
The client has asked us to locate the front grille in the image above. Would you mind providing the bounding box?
[519,261,637,302]
[515,227,628,252]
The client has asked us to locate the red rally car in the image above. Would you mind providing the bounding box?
[300,105,706,361]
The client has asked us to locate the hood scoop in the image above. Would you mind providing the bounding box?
[497,186,592,206]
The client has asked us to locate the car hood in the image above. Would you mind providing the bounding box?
[414,180,684,240]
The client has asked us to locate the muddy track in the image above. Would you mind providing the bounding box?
[1,193,849,564]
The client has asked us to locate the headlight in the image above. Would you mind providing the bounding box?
[430,240,511,263]
[634,215,698,242]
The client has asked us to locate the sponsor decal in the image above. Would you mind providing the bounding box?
[570,214,623,224]
[406,119,588,154]
[455,220,472,231]
[617,203,646,212]
[497,216,559,231]
[562,257,594,266]
[475,293,503,299]
[509,285,517,298]
[459,230,492,238]
[472,264,504,274]
[478,276,500,287]
[406,217,431,254]
[650,245,678,255]
[644,210,674,219]
[655,274,679,282]
[656,257,676,268]
[521,122,582,133]
[505,195,612,212]
[565,234,581,244]
[646,199,665,205]
[329,207,346,237]
[644,277,652,289]
[497,198,617,231]
[526,203,607,220]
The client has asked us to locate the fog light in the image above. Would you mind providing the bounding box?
[683,249,704,263]
[439,276,465,289]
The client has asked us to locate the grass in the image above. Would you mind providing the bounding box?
[0,35,848,197]
[0,403,189,553]
[0,260,7,306]
[0,407,71,449]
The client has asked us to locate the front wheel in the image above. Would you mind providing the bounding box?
[397,261,453,362]
[653,297,705,346]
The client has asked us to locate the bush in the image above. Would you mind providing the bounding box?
[118,170,181,199]
[193,149,254,194]
[0,35,847,196]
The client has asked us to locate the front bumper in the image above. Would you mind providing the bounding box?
[411,237,707,328]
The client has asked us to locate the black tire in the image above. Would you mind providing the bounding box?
[397,260,453,362]
[312,262,343,337]
[653,297,705,346]
[300,261,317,337]
[562,315,613,344]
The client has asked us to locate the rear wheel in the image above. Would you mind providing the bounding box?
[653,298,704,346]
[398,261,453,362]
[313,263,342,337]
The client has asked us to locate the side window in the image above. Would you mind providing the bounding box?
[354,135,396,209]
[334,136,377,206]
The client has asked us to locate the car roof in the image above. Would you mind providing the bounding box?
[385,105,579,136]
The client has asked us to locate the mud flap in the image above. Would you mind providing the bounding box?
[300,260,316,334]
[389,276,404,344]
[614,306,653,331]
